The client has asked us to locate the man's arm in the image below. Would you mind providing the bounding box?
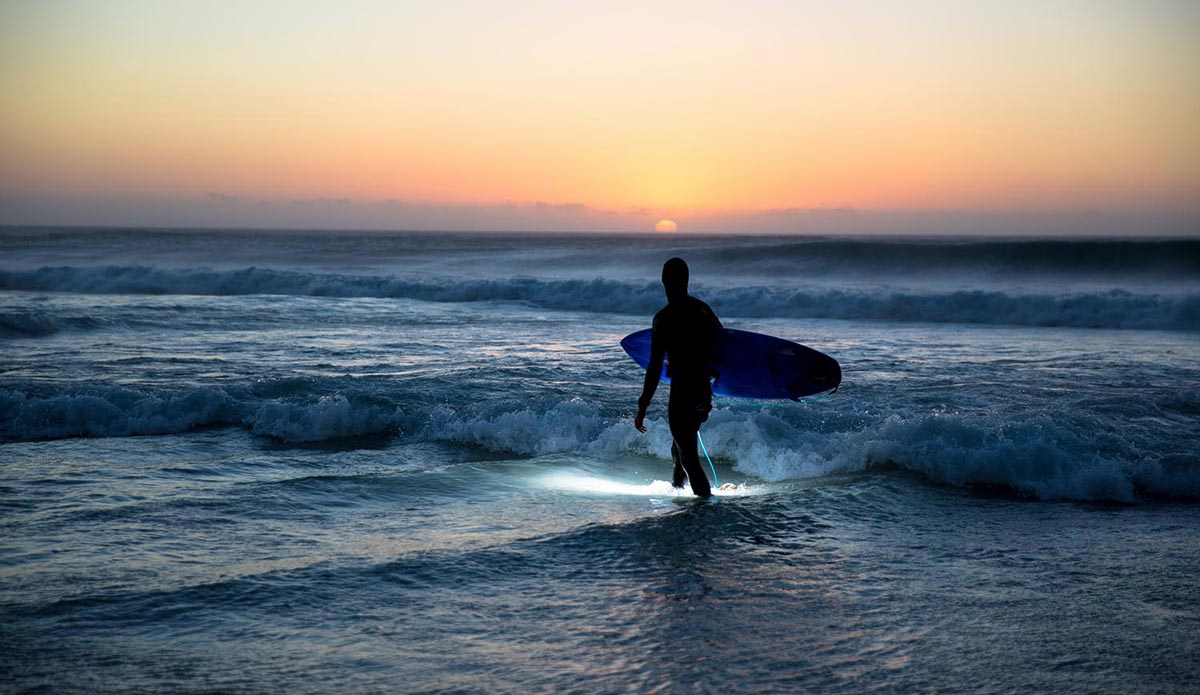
[634,327,665,433]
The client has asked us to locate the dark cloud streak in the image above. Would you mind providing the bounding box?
[1,194,1196,237]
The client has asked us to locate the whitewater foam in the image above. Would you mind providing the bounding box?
[690,408,1200,503]
[4,380,1195,502]
[431,399,607,455]
[246,395,408,442]
[403,397,1200,502]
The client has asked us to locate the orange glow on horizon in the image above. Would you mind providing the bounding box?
[1,2,1197,223]
[655,219,678,232]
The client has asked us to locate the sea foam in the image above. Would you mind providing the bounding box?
[398,396,1200,503]
[3,381,1196,502]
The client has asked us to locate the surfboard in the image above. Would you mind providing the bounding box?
[621,328,841,401]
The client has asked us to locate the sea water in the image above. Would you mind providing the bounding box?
[1,229,1197,694]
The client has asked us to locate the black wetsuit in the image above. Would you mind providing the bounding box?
[637,295,722,496]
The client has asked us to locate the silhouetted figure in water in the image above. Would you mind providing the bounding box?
[634,257,722,497]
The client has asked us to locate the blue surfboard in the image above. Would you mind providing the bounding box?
[621,328,841,401]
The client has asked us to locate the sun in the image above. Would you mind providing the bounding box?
[654,219,678,232]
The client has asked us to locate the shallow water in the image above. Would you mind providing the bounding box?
[2,229,1198,693]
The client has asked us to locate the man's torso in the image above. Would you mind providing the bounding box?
[653,296,721,399]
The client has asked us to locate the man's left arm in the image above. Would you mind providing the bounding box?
[634,327,665,433]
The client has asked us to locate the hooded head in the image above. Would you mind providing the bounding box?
[661,257,689,302]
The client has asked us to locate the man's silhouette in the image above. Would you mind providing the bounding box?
[634,257,722,497]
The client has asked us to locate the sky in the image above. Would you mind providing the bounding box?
[1,0,1197,233]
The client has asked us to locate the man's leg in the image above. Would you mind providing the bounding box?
[670,440,687,488]
[668,410,711,498]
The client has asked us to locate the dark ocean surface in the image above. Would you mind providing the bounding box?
[2,228,1198,693]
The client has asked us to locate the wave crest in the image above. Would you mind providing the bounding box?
[3,265,1196,330]
[690,408,1198,503]
[0,311,61,337]
[0,386,406,443]
[3,382,1195,501]
[246,395,407,442]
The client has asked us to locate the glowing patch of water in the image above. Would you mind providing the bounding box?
[539,472,754,497]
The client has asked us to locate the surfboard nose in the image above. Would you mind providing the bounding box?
[826,358,842,394]
[792,358,841,399]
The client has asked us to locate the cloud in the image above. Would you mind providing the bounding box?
[0,195,653,232]
[0,194,1196,237]
[677,207,1200,237]
[534,201,590,213]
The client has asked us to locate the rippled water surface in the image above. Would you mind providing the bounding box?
[2,229,1198,693]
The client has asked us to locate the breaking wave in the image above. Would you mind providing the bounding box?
[4,381,1196,503]
[421,398,1200,503]
[3,265,1196,331]
[434,401,1200,503]
[0,386,408,444]
[688,408,1200,503]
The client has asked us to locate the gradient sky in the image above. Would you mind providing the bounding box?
[1,0,1197,232]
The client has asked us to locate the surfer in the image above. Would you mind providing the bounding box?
[634,257,722,497]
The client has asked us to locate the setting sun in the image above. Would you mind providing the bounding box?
[0,1,1195,232]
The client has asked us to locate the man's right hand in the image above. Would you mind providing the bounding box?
[634,408,647,433]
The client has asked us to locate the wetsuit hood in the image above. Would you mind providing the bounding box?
[662,257,689,303]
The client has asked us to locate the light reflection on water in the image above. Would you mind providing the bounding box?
[539,472,757,498]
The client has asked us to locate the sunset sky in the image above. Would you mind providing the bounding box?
[1,0,1197,233]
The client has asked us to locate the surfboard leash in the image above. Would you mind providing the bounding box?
[697,432,719,488]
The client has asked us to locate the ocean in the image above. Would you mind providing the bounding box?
[1,228,1197,694]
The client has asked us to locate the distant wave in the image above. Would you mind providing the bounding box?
[6,229,1198,280]
[691,237,1200,279]
[2,265,1197,331]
